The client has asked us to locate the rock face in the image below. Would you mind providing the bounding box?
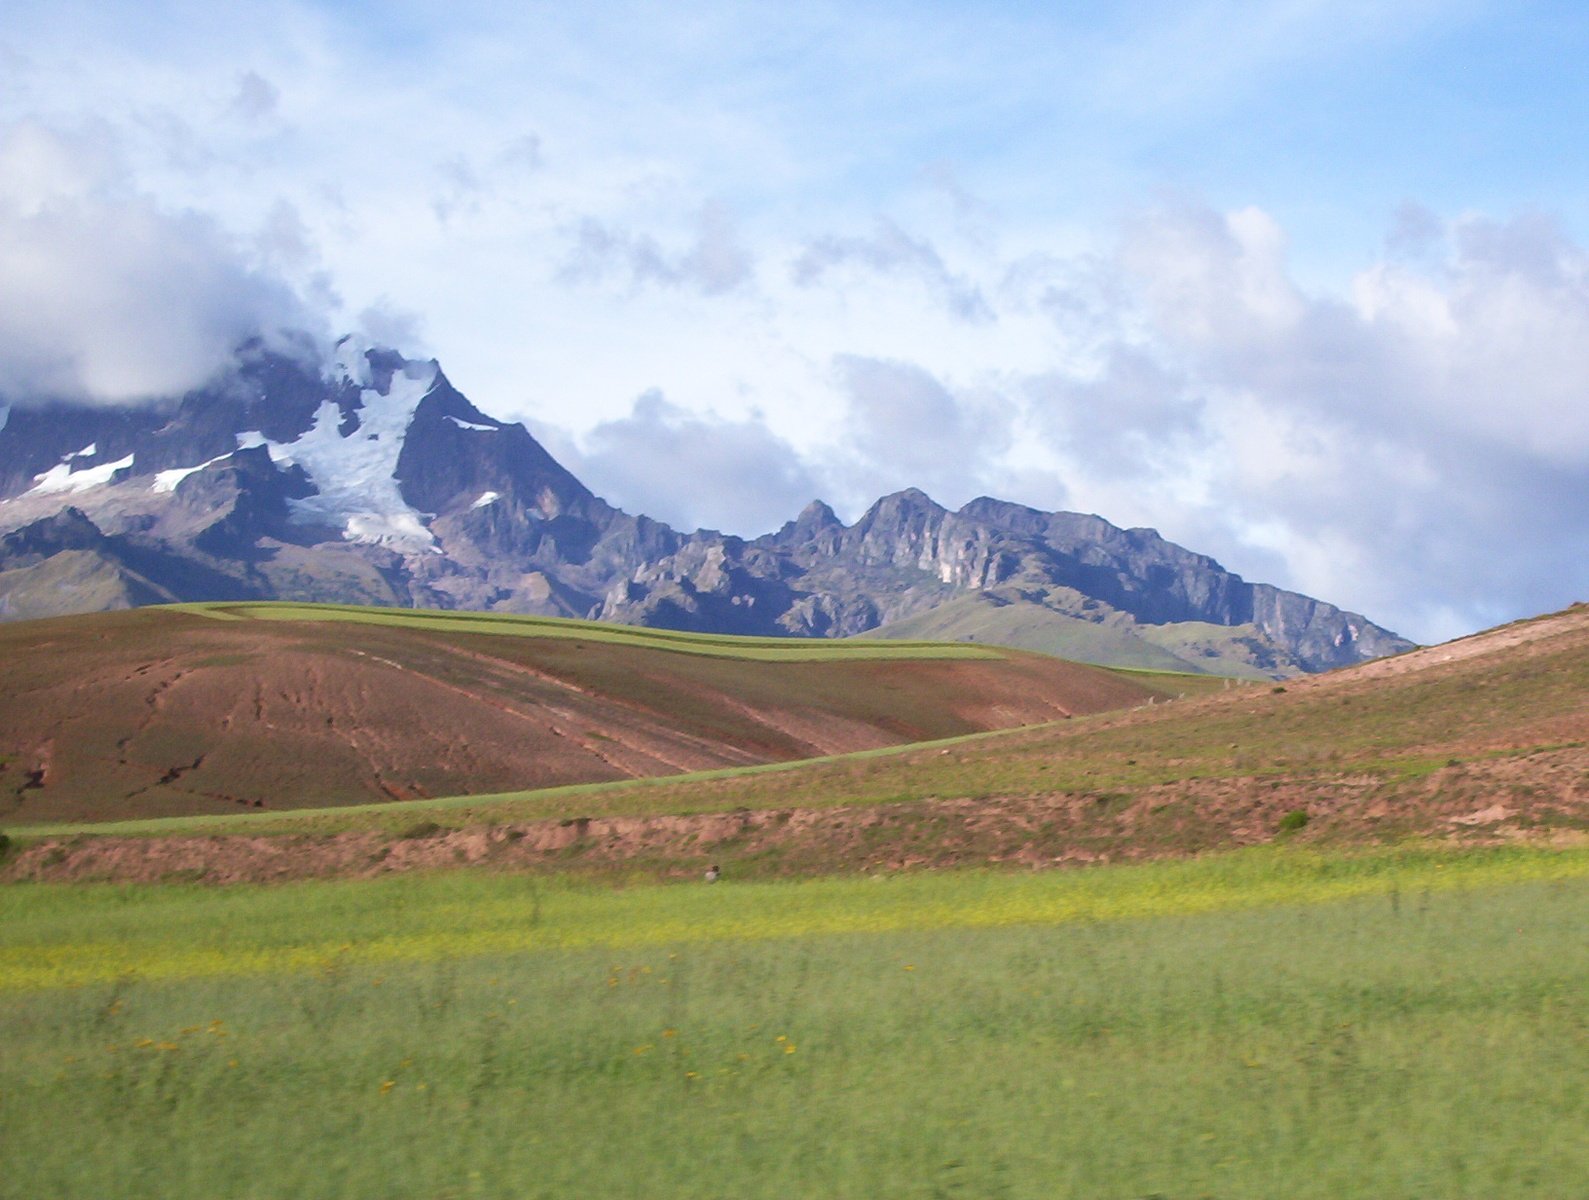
[0,336,1414,674]
[596,489,1412,673]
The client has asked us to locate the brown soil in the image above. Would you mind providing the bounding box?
[0,608,1151,824]
[9,743,1586,885]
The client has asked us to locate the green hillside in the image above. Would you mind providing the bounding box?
[858,587,1298,678]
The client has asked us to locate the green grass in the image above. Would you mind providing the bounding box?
[2,845,1585,1198]
[1,843,1584,991]
[861,589,1296,679]
[175,601,1007,661]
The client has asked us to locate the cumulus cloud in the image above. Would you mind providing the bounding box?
[255,198,317,270]
[571,389,822,534]
[432,156,482,224]
[558,202,752,296]
[0,119,319,404]
[1030,199,1589,641]
[1024,346,1205,477]
[355,300,427,356]
[830,354,1013,507]
[792,219,993,322]
[496,134,543,173]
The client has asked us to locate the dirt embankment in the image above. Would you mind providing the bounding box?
[9,745,1586,886]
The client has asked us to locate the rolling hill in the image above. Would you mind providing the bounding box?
[0,601,1163,825]
[858,585,1300,678]
[6,601,1586,882]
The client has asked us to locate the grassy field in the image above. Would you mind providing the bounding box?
[3,845,1585,1198]
[179,601,1007,661]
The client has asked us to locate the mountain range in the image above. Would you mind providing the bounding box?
[0,336,1414,676]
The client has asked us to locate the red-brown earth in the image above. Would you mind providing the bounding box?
[0,606,1155,824]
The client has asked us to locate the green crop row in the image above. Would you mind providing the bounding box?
[175,601,1006,662]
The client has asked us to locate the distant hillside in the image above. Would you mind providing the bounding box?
[858,586,1297,678]
[0,602,1162,824]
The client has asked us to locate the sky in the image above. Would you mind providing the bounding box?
[3,0,1589,643]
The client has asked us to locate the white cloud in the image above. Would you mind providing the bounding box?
[230,70,280,121]
[571,389,823,534]
[792,219,993,322]
[827,354,1014,508]
[0,119,320,404]
[1056,200,1589,640]
[558,202,753,296]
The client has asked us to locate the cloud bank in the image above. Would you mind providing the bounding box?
[992,201,1589,642]
[0,120,320,404]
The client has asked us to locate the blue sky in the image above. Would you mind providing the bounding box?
[3,0,1589,642]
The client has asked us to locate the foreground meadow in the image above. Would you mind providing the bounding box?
[2,846,1586,1199]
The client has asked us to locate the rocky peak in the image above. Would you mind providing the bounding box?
[765,499,844,551]
[1,507,107,563]
[956,495,1051,536]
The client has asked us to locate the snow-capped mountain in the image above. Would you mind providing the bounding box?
[0,337,1413,675]
[0,336,676,616]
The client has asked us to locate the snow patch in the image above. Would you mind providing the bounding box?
[446,416,498,432]
[28,453,135,496]
[68,442,97,460]
[345,511,435,547]
[470,490,501,509]
[260,359,441,552]
[151,454,229,494]
[0,405,10,434]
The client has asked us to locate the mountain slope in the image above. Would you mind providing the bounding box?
[0,336,1413,675]
[855,590,1287,678]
